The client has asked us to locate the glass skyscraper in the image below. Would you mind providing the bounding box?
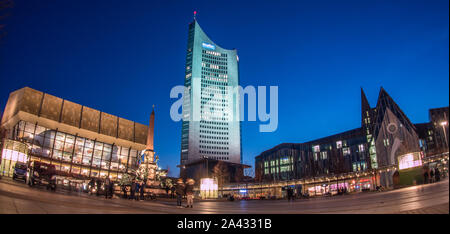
[180,19,241,166]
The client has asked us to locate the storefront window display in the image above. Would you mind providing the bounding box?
[7,120,143,181]
[0,139,29,177]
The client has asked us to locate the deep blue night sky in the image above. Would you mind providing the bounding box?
[0,0,448,177]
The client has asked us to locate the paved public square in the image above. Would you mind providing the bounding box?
[0,178,448,214]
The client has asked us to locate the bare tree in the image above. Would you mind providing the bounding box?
[244,161,255,179]
[212,161,229,190]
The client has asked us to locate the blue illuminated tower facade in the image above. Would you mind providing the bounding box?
[180,19,241,167]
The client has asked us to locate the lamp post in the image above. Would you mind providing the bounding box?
[440,121,448,151]
[203,156,209,178]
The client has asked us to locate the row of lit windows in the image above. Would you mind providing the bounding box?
[201,83,228,89]
[202,58,227,65]
[203,156,229,161]
[200,120,229,126]
[199,116,229,121]
[202,78,228,85]
[201,99,227,104]
[201,67,227,74]
[202,50,227,58]
[199,140,229,145]
[201,75,228,83]
[201,62,227,70]
[200,94,227,102]
[199,130,229,135]
[27,156,128,180]
[199,145,229,150]
[200,89,228,95]
[199,150,229,155]
[201,103,227,109]
[200,135,229,140]
[201,71,228,79]
[200,125,228,131]
[200,109,228,115]
[200,111,229,119]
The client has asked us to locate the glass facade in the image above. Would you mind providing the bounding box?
[8,120,141,181]
[255,128,371,182]
[180,20,241,167]
[0,139,29,177]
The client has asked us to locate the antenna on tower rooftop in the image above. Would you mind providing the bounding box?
[194,10,197,20]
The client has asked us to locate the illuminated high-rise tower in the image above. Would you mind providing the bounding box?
[180,17,241,168]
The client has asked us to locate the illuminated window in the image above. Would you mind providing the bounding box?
[343,148,350,156]
[398,152,422,170]
[358,144,364,152]
[336,141,342,149]
[313,145,320,153]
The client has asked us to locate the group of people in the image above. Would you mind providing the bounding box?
[286,187,295,201]
[121,179,147,201]
[337,187,348,195]
[424,167,441,184]
[88,178,114,198]
[175,178,195,208]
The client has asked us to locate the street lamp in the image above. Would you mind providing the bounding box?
[440,121,448,151]
[202,156,209,178]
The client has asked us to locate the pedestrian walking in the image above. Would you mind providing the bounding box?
[430,169,435,183]
[185,178,195,208]
[122,184,128,199]
[140,180,146,201]
[135,181,140,201]
[96,179,102,196]
[287,187,293,202]
[105,177,111,199]
[170,186,176,199]
[175,178,185,208]
[130,179,136,200]
[88,179,95,195]
[108,180,114,199]
[423,170,429,184]
[435,168,441,182]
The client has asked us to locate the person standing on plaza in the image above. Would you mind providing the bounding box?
[175,178,185,208]
[430,169,435,183]
[287,187,293,202]
[185,179,195,208]
[435,167,441,182]
[140,180,146,201]
[170,186,176,199]
[135,181,140,201]
[108,179,114,199]
[130,179,136,200]
[105,177,111,199]
[423,169,429,184]
[96,178,102,196]
[122,184,128,199]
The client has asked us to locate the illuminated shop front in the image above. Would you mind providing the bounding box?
[398,152,423,170]
[200,178,218,199]
[0,139,29,177]
[11,120,142,181]
[221,171,377,199]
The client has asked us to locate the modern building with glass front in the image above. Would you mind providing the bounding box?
[254,87,443,191]
[180,18,242,173]
[0,87,150,184]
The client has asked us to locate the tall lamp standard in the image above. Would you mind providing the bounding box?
[441,121,448,151]
[202,156,209,178]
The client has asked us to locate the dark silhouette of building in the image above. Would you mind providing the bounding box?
[415,107,449,156]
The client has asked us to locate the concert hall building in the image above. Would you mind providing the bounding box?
[0,87,151,184]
